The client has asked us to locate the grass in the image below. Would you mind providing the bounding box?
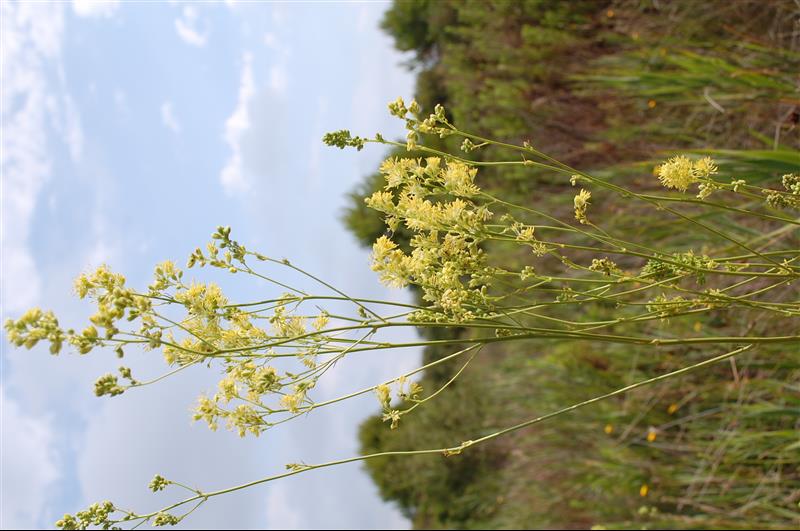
[352,1,800,528]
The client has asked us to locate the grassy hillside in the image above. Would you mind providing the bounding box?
[348,1,800,529]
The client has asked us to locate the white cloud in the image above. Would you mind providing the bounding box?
[160,101,181,133]
[61,94,85,162]
[269,65,287,94]
[220,52,254,195]
[175,5,207,47]
[0,1,67,314]
[84,239,115,269]
[0,387,60,529]
[72,0,120,18]
[45,88,84,162]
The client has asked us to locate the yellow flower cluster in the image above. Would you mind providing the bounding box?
[174,282,228,317]
[76,265,154,342]
[56,501,116,530]
[269,298,307,338]
[366,157,495,322]
[573,189,591,224]
[280,381,315,413]
[217,361,281,403]
[367,158,486,234]
[6,265,159,357]
[192,392,267,437]
[655,155,718,192]
[388,96,453,148]
[374,375,424,429]
[5,308,65,354]
[371,232,491,322]
[589,257,622,277]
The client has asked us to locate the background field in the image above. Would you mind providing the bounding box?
[347,1,800,528]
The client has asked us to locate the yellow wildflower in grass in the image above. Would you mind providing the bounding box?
[604,424,614,435]
[574,189,591,224]
[530,242,550,256]
[639,484,649,497]
[693,156,718,178]
[656,155,696,192]
[667,403,679,415]
[655,155,719,192]
[365,160,494,322]
[646,428,657,442]
[513,222,536,242]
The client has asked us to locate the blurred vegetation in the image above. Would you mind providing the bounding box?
[347,0,799,529]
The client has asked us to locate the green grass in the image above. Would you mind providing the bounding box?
[351,1,800,528]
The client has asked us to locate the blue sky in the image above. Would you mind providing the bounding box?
[1,1,419,528]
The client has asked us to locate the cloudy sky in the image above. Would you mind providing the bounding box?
[1,1,419,528]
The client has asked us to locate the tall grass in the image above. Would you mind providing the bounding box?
[350,2,799,527]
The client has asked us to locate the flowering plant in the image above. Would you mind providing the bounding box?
[6,99,799,529]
